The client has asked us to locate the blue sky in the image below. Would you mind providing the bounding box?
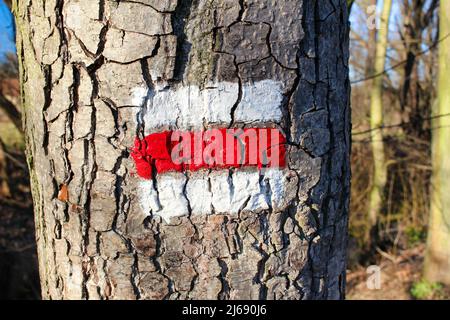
[0,0,16,61]
[349,0,403,83]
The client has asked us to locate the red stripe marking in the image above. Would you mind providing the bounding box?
[131,128,286,179]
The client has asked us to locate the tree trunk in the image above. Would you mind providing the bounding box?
[368,0,391,239]
[14,0,351,300]
[424,0,450,285]
[365,0,377,79]
[399,0,437,140]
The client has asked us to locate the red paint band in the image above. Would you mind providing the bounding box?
[131,128,286,179]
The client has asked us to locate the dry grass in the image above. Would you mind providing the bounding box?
[350,129,432,262]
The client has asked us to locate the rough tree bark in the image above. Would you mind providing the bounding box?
[14,0,350,300]
[424,0,450,285]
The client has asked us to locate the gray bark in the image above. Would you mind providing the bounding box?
[14,0,351,300]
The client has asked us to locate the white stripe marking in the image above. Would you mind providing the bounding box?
[139,169,294,223]
[133,80,283,133]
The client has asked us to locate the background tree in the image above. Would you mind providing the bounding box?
[424,0,450,285]
[368,0,392,240]
[365,0,378,79]
[399,0,438,139]
[13,0,351,300]
[348,0,440,283]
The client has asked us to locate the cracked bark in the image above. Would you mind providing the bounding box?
[14,0,351,300]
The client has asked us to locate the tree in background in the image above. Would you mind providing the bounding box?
[349,0,440,268]
[399,0,438,140]
[368,0,392,240]
[365,0,378,79]
[424,0,450,285]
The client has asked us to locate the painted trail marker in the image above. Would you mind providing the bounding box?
[131,128,286,179]
[131,80,295,223]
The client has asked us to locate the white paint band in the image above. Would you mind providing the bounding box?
[132,80,284,133]
[139,168,295,223]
